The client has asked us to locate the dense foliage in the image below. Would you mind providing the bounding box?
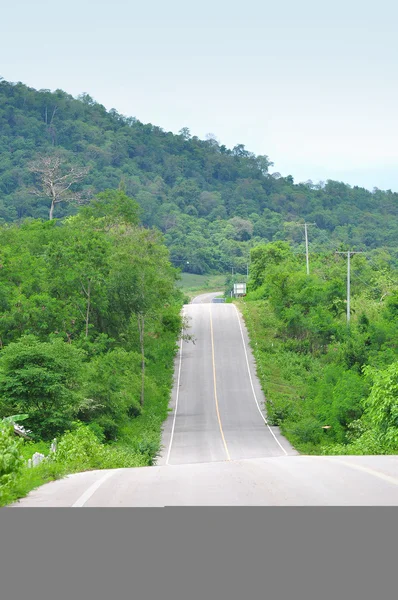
[0,188,184,503]
[241,242,398,454]
[1,78,398,275]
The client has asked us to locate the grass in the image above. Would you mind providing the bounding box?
[177,272,226,299]
[237,298,320,453]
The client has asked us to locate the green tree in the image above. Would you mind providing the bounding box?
[108,226,178,405]
[80,188,141,226]
[45,216,110,339]
[0,336,85,439]
[363,362,398,450]
[80,348,142,440]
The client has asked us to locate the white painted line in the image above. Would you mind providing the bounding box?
[233,304,288,456]
[72,470,122,507]
[165,334,184,465]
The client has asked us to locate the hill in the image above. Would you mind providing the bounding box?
[1,78,398,273]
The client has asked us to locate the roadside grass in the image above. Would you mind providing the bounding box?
[238,298,325,454]
[177,273,226,300]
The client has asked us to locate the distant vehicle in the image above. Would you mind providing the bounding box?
[211,298,225,303]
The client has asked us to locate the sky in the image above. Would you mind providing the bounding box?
[1,0,398,191]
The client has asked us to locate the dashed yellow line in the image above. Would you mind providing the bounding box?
[209,305,231,461]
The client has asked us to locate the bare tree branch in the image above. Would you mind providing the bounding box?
[29,153,90,220]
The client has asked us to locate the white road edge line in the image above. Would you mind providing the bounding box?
[165,333,184,465]
[72,469,122,507]
[233,304,288,456]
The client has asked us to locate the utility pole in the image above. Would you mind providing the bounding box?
[336,251,363,324]
[304,223,310,276]
[292,222,315,275]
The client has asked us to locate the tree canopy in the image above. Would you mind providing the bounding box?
[0,190,183,440]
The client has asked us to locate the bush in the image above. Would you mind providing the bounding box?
[320,429,386,455]
[0,423,24,502]
[0,336,85,439]
[54,423,148,471]
[80,348,142,441]
[285,417,323,446]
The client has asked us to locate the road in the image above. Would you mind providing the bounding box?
[12,293,398,506]
[157,294,295,465]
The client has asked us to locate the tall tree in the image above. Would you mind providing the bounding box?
[29,153,89,220]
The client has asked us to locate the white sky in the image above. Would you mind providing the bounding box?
[1,0,398,191]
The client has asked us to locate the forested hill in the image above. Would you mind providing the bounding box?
[1,78,398,273]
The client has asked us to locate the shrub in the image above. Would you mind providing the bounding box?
[0,336,85,439]
[54,424,148,471]
[285,417,323,446]
[80,348,142,441]
[0,423,24,502]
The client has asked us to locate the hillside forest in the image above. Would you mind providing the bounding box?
[1,78,398,275]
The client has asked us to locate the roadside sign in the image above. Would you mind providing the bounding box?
[233,283,246,296]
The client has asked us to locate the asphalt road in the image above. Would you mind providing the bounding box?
[157,297,295,465]
[12,456,398,506]
[12,293,398,506]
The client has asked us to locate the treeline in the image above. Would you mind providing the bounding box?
[0,189,183,504]
[241,241,398,454]
[1,79,398,274]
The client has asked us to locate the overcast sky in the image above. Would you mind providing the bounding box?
[2,0,398,191]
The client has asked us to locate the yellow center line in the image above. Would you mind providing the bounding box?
[209,305,231,461]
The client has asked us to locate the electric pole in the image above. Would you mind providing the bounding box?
[336,251,364,323]
[304,223,310,275]
[292,222,315,275]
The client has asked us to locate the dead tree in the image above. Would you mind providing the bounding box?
[29,154,89,220]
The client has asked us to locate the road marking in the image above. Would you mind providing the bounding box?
[72,470,121,507]
[233,304,288,456]
[325,458,398,487]
[165,333,184,465]
[209,305,231,461]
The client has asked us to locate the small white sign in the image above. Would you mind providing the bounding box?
[233,283,247,295]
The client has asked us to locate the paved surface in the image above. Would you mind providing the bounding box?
[158,298,295,465]
[191,291,224,303]
[12,293,398,506]
[12,456,398,506]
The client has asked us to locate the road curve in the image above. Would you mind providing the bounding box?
[191,291,224,303]
[12,292,398,506]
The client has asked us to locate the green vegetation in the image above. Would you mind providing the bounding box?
[1,77,398,503]
[0,189,183,505]
[178,273,226,300]
[1,79,398,277]
[240,242,398,454]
